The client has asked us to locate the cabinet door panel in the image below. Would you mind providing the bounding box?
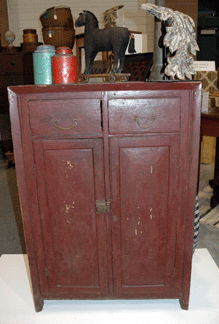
[110,136,180,296]
[33,139,108,297]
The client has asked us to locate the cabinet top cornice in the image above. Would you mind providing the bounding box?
[8,81,202,96]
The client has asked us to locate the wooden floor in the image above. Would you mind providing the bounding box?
[198,186,219,228]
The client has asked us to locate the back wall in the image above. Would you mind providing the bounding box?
[7,0,155,52]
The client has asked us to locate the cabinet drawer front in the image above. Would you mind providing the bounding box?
[28,99,102,136]
[108,98,181,134]
[2,55,24,74]
[4,75,24,86]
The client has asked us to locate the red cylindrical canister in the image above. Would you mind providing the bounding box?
[52,46,77,84]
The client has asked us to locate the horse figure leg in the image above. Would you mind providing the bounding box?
[117,40,129,73]
[84,51,91,75]
[89,52,97,73]
[112,49,126,74]
[84,51,97,74]
[111,48,120,74]
[111,32,129,73]
[117,53,125,73]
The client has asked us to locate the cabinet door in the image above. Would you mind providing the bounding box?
[33,138,108,298]
[110,136,180,298]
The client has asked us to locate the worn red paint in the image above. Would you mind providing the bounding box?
[8,82,202,312]
[52,47,77,84]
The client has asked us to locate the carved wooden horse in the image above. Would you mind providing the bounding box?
[75,10,135,74]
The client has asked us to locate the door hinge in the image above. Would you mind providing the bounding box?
[95,200,110,214]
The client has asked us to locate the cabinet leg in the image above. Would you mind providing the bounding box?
[34,296,44,312]
[179,297,189,310]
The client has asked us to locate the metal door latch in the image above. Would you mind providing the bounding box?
[95,200,110,214]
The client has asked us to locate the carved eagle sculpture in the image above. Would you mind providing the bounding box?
[141,4,200,80]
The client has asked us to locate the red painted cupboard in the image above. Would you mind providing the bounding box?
[8,82,201,312]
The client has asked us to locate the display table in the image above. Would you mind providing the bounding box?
[0,250,219,323]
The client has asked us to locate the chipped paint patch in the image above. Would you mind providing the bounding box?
[65,201,76,214]
[67,161,74,168]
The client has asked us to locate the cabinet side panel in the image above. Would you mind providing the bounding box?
[179,86,202,309]
[8,92,44,311]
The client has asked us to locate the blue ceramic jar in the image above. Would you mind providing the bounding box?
[33,45,55,84]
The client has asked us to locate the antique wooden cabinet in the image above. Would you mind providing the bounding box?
[8,82,201,312]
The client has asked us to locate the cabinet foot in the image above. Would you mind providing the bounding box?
[34,296,44,312]
[179,298,189,310]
